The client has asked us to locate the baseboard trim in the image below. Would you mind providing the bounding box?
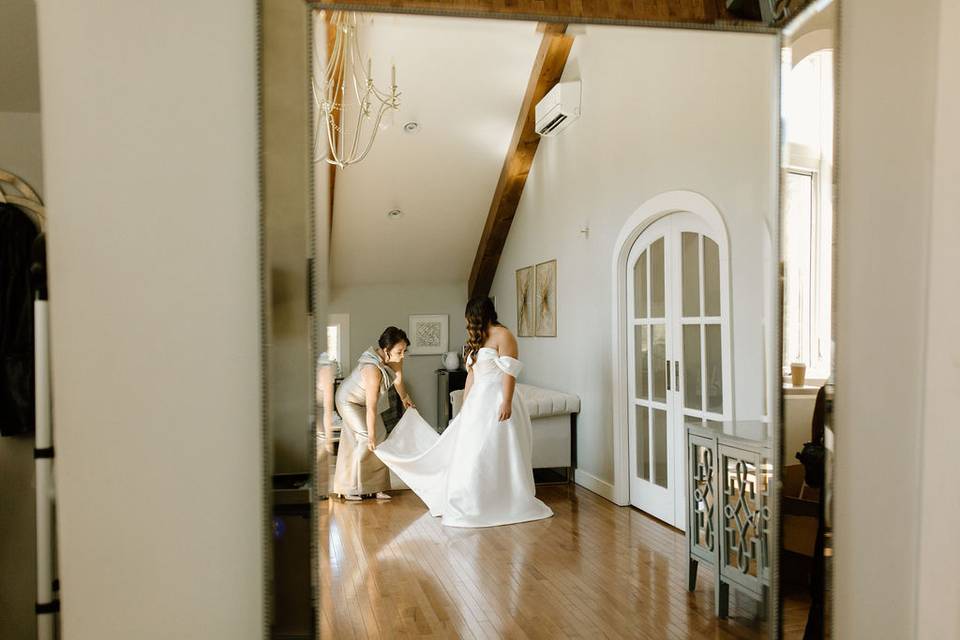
[574,468,616,503]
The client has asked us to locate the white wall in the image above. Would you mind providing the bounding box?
[489,26,777,490]
[833,0,942,637]
[0,112,43,193]
[915,0,960,637]
[329,282,468,428]
[35,1,264,638]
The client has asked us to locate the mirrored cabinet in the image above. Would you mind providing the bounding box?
[687,420,773,618]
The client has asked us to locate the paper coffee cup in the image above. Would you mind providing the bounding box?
[790,362,807,387]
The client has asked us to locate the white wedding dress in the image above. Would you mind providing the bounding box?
[374,347,554,528]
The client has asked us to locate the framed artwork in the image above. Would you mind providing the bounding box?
[515,266,535,337]
[535,259,557,337]
[408,314,449,355]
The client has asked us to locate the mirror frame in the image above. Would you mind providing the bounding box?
[257,1,839,637]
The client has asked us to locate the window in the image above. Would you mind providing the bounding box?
[782,48,833,382]
[325,313,349,376]
[326,325,340,363]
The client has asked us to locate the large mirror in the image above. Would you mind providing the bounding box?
[260,1,838,637]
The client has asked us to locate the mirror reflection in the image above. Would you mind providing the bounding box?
[267,5,834,638]
[780,2,837,637]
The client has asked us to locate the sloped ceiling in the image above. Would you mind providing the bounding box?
[328,15,541,288]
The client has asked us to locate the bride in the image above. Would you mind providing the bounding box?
[374,297,553,528]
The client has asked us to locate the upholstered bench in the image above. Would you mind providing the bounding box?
[450,383,580,477]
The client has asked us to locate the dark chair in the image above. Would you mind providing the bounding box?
[794,385,828,639]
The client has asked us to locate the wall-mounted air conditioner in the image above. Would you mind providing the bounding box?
[535,80,581,137]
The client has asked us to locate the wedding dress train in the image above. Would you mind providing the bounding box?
[374,348,553,528]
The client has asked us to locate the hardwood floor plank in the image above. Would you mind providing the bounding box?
[317,486,805,638]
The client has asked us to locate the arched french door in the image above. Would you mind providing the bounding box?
[625,211,731,529]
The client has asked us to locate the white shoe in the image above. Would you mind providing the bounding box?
[343,494,362,502]
[374,492,392,500]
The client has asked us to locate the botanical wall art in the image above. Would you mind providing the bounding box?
[515,266,535,337]
[535,259,557,337]
[515,260,557,337]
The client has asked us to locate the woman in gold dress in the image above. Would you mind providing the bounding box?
[332,327,415,500]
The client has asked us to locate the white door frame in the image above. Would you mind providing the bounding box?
[610,190,733,507]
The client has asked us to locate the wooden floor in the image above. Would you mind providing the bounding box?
[317,485,809,639]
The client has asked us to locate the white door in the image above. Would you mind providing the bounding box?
[626,213,731,529]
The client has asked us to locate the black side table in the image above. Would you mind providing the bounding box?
[436,368,467,432]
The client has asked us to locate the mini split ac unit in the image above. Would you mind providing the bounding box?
[534,80,581,137]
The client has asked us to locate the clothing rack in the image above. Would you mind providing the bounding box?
[0,168,46,230]
[1,168,57,640]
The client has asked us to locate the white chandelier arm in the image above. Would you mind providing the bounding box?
[313,10,399,168]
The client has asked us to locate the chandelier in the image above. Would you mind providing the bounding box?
[313,11,401,168]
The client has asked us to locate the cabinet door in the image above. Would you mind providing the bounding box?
[688,434,718,563]
[718,444,771,596]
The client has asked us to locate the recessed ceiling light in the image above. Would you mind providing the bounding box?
[402,121,420,134]
[387,209,404,219]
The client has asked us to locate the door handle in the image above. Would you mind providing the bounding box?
[675,360,680,391]
[666,360,671,391]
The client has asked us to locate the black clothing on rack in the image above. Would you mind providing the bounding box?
[1,202,41,436]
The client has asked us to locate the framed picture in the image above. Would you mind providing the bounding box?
[535,259,557,337]
[408,314,449,355]
[516,266,535,337]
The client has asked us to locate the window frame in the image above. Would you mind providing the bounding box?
[782,46,834,385]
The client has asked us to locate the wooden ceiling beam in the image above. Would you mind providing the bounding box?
[467,23,575,299]
[325,14,340,238]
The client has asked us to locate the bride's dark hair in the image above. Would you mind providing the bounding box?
[464,297,500,365]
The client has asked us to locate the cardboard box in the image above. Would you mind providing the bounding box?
[783,464,820,558]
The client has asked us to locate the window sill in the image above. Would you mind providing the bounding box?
[783,382,824,397]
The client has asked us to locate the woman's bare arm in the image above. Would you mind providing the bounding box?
[462,364,474,402]
[495,327,518,422]
[362,366,382,451]
[392,367,415,408]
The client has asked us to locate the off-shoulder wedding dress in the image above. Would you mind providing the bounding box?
[375,347,553,528]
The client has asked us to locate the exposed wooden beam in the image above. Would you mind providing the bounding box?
[467,24,575,299]
[310,1,754,26]
[325,14,340,238]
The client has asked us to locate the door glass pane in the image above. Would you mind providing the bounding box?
[704,237,721,316]
[634,250,648,319]
[650,237,665,318]
[634,325,649,400]
[652,324,666,403]
[636,406,649,481]
[683,324,703,411]
[682,232,701,317]
[653,408,668,488]
[705,324,724,413]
